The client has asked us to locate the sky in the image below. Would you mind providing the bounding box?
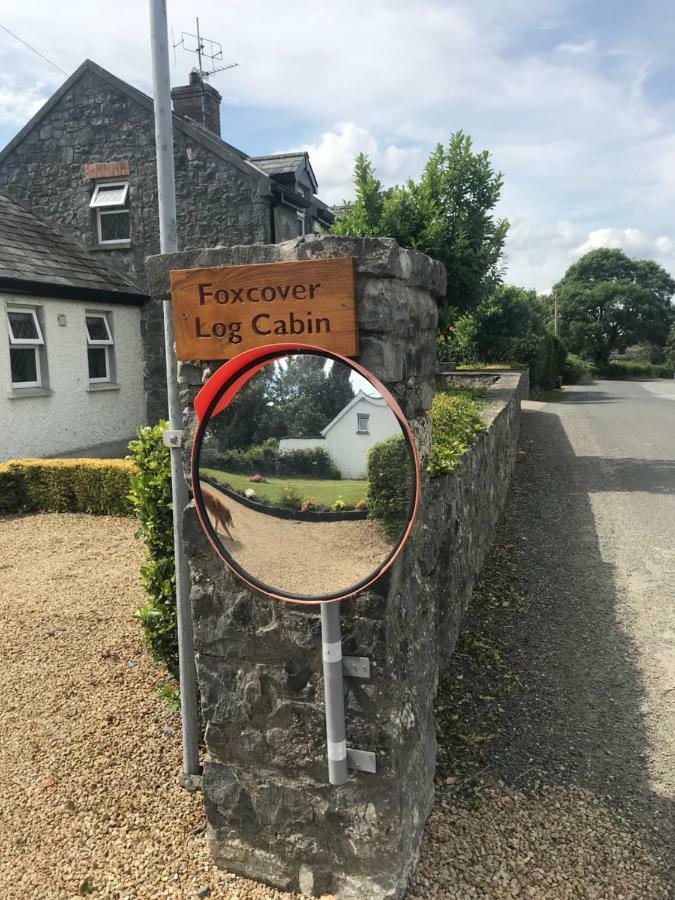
[1,1,675,293]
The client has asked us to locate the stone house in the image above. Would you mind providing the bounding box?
[279,390,401,479]
[0,192,146,460]
[0,60,333,422]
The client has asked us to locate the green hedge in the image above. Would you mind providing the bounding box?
[0,458,135,516]
[427,391,484,478]
[127,422,178,678]
[595,360,675,379]
[366,435,411,539]
[215,437,341,479]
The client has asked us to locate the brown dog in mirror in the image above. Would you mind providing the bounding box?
[199,480,234,540]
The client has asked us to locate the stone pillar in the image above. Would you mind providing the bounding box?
[145,235,444,899]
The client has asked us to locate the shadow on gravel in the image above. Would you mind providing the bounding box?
[445,405,674,859]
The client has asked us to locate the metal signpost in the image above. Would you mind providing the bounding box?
[148,0,200,779]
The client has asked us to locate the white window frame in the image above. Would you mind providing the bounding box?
[96,208,130,246]
[91,180,130,246]
[7,307,44,388]
[86,312,114,384]
[297,210,306,236]
[356,413,370,434]
[89,181,129,208]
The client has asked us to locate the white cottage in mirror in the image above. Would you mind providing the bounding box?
[279,391,401,479]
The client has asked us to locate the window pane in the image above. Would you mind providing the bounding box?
[88,347,108,380]
[86,315,111,342]
[8,311,39,341]
[91,182,128,207]
[357,414,369,433]
[99,210,130,242]
[10,348,38,384]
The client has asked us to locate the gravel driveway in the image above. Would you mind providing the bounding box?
[0,513,298,900]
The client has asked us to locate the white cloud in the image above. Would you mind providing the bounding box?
[290,123,424,204]
[556,39,597,55]
[573,227,672,257]
[0,81,48,125]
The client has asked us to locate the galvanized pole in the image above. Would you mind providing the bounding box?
[149,0,200,777]
[320,602,348,785]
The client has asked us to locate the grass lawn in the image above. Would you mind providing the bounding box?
[201,468,368,506]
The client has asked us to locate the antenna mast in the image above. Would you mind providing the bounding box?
[173,17,238,129]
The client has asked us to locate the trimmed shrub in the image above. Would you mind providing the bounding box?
[427,391,484,478]
[531,333,567,390]
[0,458,135,516]
[563,353,593,385]
[367,435,412,539]
[216,438,340,479]
[127,422,178,677]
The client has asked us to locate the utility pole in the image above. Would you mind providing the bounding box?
[148,0,200,779]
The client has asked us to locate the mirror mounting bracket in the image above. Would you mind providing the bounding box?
[163,429,183,448]
[342,656,371,679]
[347,748,377,774]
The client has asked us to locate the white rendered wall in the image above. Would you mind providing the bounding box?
[324,396,401,479]
[0,293,146,460]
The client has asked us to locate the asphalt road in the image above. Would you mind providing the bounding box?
[549,378,675,804]
[461,377,675,863]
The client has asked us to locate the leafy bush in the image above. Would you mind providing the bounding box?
[127,422,178,677]
[0,458,135,516]
[563,353,593,385]
[367,435,412,538]
[438,314,479,369]
[216,439,340,479]
[427,391,484,478]
[279,483,302,510]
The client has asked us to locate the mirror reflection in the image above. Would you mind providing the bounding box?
[195,352,416,599]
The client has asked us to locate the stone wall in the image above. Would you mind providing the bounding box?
[146,235,524,899]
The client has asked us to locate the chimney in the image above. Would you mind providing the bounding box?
[171,70,222,136]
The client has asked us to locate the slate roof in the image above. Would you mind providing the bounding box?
[0,193,145,303]
[251,152,318,192]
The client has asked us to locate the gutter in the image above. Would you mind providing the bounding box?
[0,277,147,306]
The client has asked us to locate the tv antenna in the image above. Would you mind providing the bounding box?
[173,18,238,81]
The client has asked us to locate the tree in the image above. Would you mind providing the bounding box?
[472,285,546,364]
[553,249,675,364]
[333,132,509,314]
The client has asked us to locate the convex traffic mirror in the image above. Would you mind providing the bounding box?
[191,344,420,603]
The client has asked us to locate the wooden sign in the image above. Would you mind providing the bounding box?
[170,257,357,360]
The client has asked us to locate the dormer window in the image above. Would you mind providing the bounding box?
[90,181,130,246]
